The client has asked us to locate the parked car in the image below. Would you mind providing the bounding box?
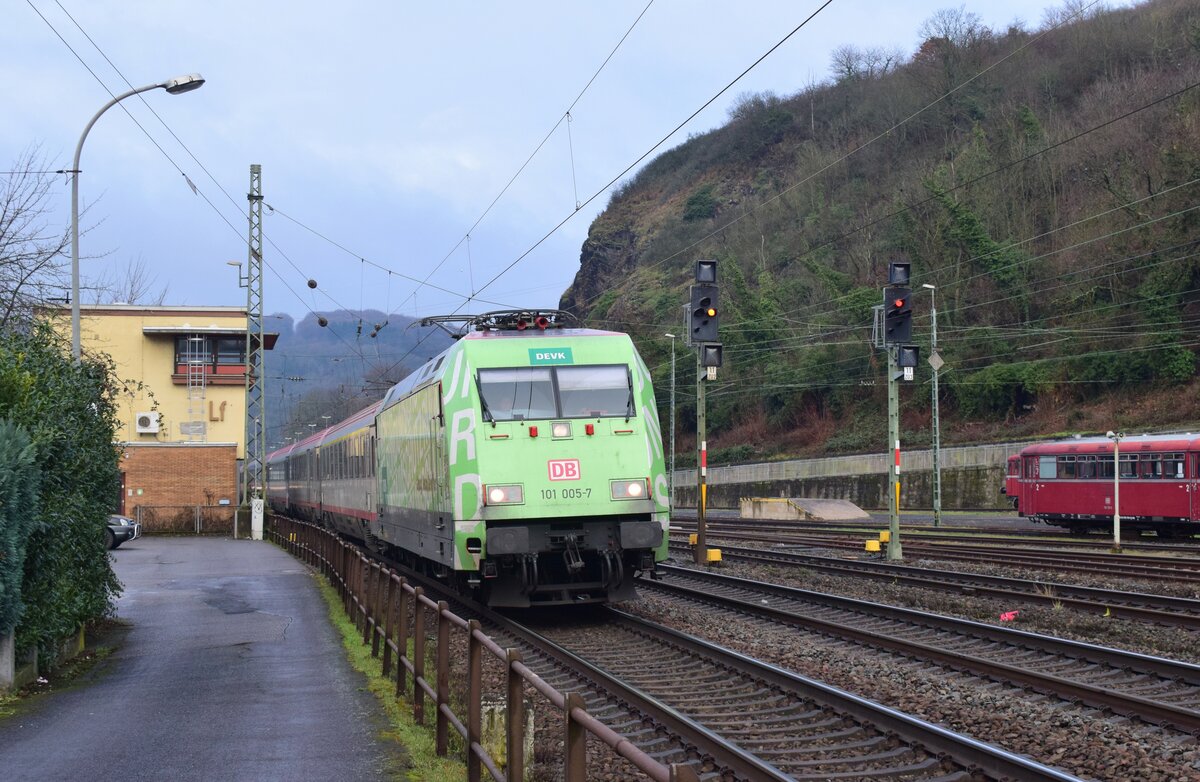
[107,514,142,550]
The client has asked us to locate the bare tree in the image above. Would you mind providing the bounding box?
[830,44,905,83]
[0,147,70,332]
[97,255,169,305]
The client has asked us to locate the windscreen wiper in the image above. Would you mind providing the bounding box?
[475,377,496,427]
[625,383,635,422]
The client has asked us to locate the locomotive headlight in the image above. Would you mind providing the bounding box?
[610,478,649,500]
[484,484,524,505]
[551,422,572,438]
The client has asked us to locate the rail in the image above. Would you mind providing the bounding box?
[268,515,699,782]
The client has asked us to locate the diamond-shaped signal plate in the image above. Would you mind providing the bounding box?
[928,351,945,371]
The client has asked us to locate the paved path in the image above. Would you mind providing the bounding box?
[0,537,405,781]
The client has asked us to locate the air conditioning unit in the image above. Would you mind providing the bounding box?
[135,412,160,434]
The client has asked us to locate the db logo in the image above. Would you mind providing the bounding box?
[548,459,581,481]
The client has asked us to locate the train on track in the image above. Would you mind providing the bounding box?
[266,310,669,607]
[1004,433,1200,537]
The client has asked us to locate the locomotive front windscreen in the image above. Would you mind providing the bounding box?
[478,364,632,421]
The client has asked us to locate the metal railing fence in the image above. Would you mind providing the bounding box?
[268,515,699,782]
[134,504,235,535]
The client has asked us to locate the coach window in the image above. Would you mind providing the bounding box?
[1057,455,1077,479]
[1119,453,1138,479]
[1141,454,1164,479]
[1039,455,1057,479]
[1164,453,1185,479]
[1077,455,1097,479]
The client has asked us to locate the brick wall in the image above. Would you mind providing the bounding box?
[120,443,238,512]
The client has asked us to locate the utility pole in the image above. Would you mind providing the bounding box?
[1107,430,1124,553]
[242,165,266,530]
[924,283,942,527]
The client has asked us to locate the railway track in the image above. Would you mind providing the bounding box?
[668,527,1200,584]
[666,542,1200,629]
[369,541,1081,781]
[646,564,1200,734]
[672,513,1200,551]
[515,608,1081,781]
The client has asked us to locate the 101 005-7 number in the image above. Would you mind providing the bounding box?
[541,488,592,500]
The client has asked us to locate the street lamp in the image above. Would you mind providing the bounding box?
[663,333,677,512]
[71,73,205,362]
[1106,430,1125,552]
[922,283,942,527]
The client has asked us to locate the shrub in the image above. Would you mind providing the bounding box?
[0,324,121,658]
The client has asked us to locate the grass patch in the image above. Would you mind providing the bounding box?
[313,574,466,782]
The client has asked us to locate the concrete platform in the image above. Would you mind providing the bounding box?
[0,537,405,781]
[740,496,870,521]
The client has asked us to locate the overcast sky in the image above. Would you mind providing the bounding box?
[4,0,1092,326]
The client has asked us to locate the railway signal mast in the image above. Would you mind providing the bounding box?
[878,261,918,561]
[690,260,721,566]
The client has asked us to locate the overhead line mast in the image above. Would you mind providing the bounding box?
[242,164,266,514]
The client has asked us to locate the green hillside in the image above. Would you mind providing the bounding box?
[561,0,1200,465]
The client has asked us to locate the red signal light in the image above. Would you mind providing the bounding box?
[892,299,904,308]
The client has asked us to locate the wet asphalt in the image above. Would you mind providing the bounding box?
[0,537,405,781]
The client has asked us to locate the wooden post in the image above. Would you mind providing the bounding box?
[506,648,525,782]
[413,588,425,723]
[564,692,586,781]
[467,619,482,781]
[435,601,450,755]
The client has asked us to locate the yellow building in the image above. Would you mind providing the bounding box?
[46,305,277,521]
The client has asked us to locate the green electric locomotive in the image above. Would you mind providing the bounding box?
[324,310,669,607]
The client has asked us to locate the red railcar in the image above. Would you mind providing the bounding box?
[1009,434,1200,537]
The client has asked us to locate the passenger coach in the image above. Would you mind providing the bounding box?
[1006,434,1200,537]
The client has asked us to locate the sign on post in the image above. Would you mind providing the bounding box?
[251,498,264,541]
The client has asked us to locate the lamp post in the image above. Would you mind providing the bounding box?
[1106,430,1125,553]
[922,283,942,527]
[664,333,677,512]
[71,73,205,363]
[322,415,332,430]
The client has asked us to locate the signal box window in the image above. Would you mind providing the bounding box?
[557,365,631,418]
[478,368,556,421]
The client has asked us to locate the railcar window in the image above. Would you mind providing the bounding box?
[557,365,631,418]
[1119,453,1137,479]
[1077,455,1097,478]
[1039,456,1057,479]
[1057,455,1077,479]
[477,368,556,421]
[1161,453,1185,479]
[1141,454,1163,479]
